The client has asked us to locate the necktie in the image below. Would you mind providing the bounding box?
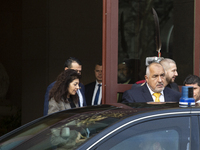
[153,93,161,102]
[94,84,101,105]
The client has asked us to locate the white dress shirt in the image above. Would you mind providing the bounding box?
[196,100,200,103]
[77,89,83,107]
[146,84,165,102]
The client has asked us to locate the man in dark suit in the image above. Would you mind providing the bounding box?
[160,58,179,91]
[85,62,102,106]
[43,57,87,115]
[131,58,180,92]
[183,74,200,103]
[122,62,181,103]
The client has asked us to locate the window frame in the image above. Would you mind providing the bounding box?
[94,115,197,150]
[102,0,200,104]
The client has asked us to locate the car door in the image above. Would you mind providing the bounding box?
[88,114,197,150]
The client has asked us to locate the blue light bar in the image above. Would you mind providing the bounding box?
[179,86,195,107]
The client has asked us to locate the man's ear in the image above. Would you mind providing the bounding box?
[64,67,68,70]
[145,75,148,82]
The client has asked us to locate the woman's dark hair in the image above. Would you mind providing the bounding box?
[49,69,81,103]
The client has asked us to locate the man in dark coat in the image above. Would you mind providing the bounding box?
[122,62,181,103]
[131,58,180,92]
[160,58,179,91]
[183,74,200,103]
[85,62,102,106]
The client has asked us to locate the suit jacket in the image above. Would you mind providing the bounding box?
[132,81,180,92]
[48,97,79,115]
[44,81,86,116]
[166,82,179,92]
[122,83,181,103]
[85,81,96,106]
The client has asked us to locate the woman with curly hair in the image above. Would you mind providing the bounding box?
[48,69,81,115]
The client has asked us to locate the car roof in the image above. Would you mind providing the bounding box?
[53,102,187,115]
[77,102,200,150]
[0,102,183,139]
[0,102,199,150]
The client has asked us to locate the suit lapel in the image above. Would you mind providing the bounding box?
[79,83,87,106]
[142,84,154,102]
[87,82,96,105]
[163,87,171,102]
[90,82,96,104]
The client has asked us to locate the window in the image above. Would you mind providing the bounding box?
[111,129,179,150]
[117,0,194,85]
[0,108,136,150]
[96,116,191,150]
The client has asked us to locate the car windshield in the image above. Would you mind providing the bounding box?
[0,105,135,150]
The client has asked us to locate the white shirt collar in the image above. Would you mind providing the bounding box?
[146,83,164,95]
[196,100,200,103]
[77,89,83,107]
[95,80,102,86]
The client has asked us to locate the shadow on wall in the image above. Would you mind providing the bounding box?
[0,63,21,136]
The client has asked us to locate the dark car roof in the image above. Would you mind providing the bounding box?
[51,102,180,114]
[76,102,199,150]
[0,102,199,150]
[56,102,187,117]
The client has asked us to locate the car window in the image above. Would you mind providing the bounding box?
[0,113,73,150]
[0,109,136,150]
[96,116,191,150]
[110,129,179,150]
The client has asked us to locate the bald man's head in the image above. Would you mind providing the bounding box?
[160,58,178,84]
[145,62,165,93]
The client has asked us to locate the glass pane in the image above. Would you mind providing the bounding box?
[97,117,191,150]
[110,129,179,150]
[118,0,194,85]
[0,108,135,150]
